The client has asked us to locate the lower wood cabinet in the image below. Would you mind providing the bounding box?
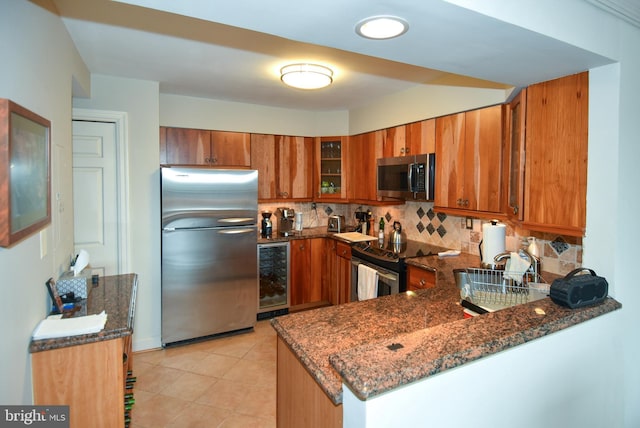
[32,336,133,428]
[277,337,342,427]
[407,265,436,291]
[335,241,352,305]
[289,238,326,310]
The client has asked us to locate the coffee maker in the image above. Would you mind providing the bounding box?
[261,211,273,238]
[278,207,295,236]
[354,209,372,234]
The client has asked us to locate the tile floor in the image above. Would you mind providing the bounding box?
[131,320,277,428]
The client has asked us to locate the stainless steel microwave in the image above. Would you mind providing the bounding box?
[377,153,435,200]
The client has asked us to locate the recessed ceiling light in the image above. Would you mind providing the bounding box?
[355,15,409,40]
[280,63,334,90]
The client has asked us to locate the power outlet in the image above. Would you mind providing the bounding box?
[311,202,317,210]
[465,217,473,230]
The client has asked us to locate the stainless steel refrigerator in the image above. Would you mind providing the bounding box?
[161,167,258,346]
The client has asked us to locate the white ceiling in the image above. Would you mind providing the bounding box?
[52,0,617,111]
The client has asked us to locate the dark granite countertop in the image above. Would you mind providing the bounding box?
[258,226,366,245]
[271,253,621,405]
[30,273,138,353]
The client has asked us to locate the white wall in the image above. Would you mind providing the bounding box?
[73,75,161,351]
[160,93,350,136]
[0,1,89,404]
[348,84,510,135]
[160,85,509,137]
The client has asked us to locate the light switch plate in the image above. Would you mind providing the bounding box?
[39,229,47,259]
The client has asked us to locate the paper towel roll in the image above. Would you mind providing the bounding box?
[481,221,506,266]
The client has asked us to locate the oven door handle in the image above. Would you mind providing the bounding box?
[351,259,398,282]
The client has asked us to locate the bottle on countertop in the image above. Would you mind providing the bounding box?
[378,217,385,242]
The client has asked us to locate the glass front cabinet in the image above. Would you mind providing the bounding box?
[315,136,347,200]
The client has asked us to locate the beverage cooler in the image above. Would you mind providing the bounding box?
[257,242,290,319]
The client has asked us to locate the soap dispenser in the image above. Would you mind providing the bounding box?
[526,237,542,276]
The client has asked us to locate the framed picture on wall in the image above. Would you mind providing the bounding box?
[0,99,51,247]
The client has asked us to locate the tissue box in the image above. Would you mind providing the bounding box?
[56,269,91,299]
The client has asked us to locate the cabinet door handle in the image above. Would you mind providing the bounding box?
[513,206,519,214]
[405,147,410,154]
[419,279,426,287]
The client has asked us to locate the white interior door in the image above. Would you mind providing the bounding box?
[72,120,119,276]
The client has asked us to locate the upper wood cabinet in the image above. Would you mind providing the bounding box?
[347,131,383,202]
[522,72,588,236]
[381,119,436,158]
[505,88,527,222]
[159,127,250,167]
[435,105,503,215]
[250,133,314,201]
[315,136,348,200]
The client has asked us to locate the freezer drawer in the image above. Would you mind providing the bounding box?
[161,226,258,345]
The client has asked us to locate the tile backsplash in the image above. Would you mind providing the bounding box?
[258,201,582,276]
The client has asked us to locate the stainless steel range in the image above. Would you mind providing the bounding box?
[350,240,450,300]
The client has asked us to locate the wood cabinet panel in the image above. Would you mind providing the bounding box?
[290,238,324,308]
[465,105,503,213]
[435,106,503,215]
[523,72,588,235]
[279,136,314,199]
[323,238,338,304]
[335,241,352,304]
[250,133,277,200]
[251,134,313,201]
[161,127,250,167]
[163,127,210,165]
[32,338,127,428]
[277,337,342,428]
[407,118,436,154]
[210,130,251,167]
[348,131,383,202]
[407,265,436,291]
[505,89,527,221]
[435,112,466,208]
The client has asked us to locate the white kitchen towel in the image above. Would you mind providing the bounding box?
[357,264,379,301]
[504,252,531,285]
[32,311,108,340]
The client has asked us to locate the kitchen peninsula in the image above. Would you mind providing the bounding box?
[272,254,621,428]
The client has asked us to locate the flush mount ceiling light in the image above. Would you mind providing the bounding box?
[355,15,409,40]
[280,63,334,90]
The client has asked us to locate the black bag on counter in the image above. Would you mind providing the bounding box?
[550,268,608,309]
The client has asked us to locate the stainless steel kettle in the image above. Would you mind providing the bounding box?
[391,221,404,244]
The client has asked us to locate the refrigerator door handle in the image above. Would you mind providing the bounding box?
[218,228,255,235]
[219,217,255,224]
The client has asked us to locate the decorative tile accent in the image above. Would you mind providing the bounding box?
[416,207,425,219]
[416,222,425,233]
[426,208,435,221]
[436,212,447,222]
[551,237,569,255]
[426,223,436,235]
[437,225,447,238]
[325,206,333,216]
[385,212,392,223]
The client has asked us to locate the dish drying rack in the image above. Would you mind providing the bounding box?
[459,268,550,310]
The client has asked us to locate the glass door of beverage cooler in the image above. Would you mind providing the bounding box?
[257,242,290,319]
